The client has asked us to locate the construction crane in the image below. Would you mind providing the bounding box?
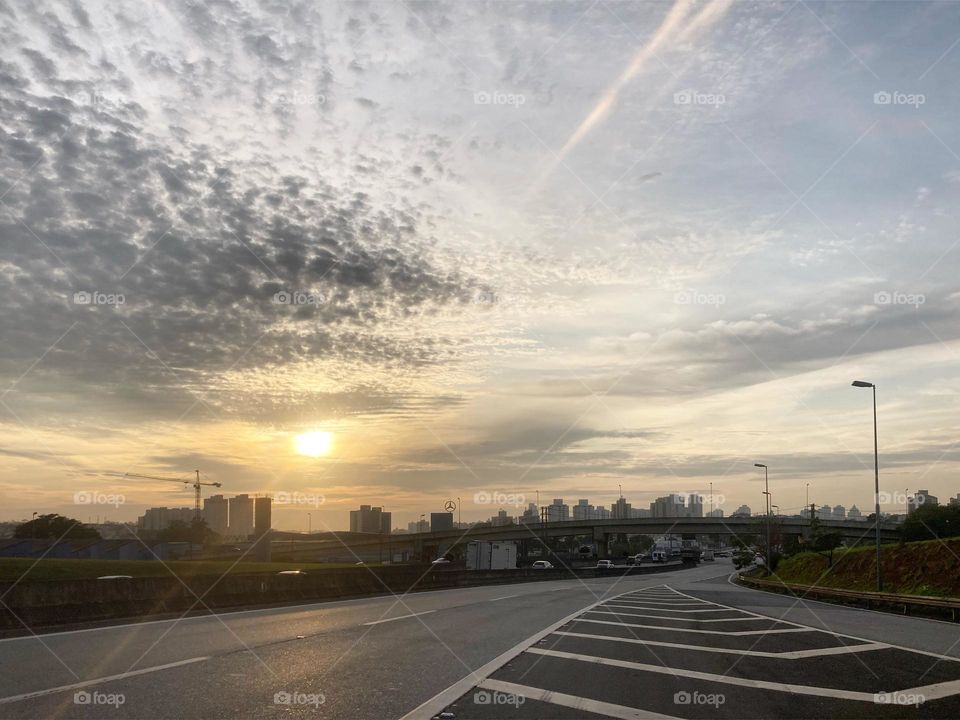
[123,470,222,518]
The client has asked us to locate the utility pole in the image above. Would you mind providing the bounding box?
[709,482,713,515]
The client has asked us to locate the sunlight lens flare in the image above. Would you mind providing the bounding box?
[295,431,333,457]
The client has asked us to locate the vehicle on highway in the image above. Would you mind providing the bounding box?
[702,550,715,561]
[276,570,307,576]
[96,575,133,580]
[650,550,667,563]
[595,559,614,569]
[431,557,451,564]
[531,560,554,569]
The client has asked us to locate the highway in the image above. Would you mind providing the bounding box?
[0,561,958,718]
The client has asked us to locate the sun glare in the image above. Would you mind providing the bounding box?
[295,430,333,457]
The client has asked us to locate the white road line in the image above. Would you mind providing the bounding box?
[604,600,710,607]
[477,678,678,720]
[600,605,733,613]
[571,618,812,636]
[489,595,519,602]
[586,611,772,623]
[552,631,889,658]
[527,648,882,702]
[362,610,435,626]
[399,587,647,720]
[0,656,210,705]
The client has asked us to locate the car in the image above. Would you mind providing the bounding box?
[651,550,667,563]
[276,570,307,576]
[702,550,715,561]
[431,557,451,564]
[595,560,614,569]
[531,560,554,569]
[96,575,133,580]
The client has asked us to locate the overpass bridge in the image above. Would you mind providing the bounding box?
[271,516,898,563]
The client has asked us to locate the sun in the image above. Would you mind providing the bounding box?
[295,431,333,457]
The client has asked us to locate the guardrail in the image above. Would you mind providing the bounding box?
[737,573,960,622]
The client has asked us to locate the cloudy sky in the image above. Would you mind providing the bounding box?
[2,0,959,532]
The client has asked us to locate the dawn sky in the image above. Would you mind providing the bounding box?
[2,0,959,532]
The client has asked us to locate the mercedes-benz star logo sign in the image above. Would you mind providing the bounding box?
[444,500,456,512]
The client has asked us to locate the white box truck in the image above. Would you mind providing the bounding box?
[466,541,518,570]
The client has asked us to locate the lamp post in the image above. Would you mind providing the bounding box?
[852,380,882,592]
[307,512,311,534]
[755,463,771,568]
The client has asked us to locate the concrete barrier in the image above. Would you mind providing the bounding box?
[0,562,688,630]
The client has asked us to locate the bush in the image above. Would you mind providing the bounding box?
[901,505,960,542]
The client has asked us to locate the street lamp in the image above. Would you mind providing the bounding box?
[852,380,882,592]
[754,463,771,568]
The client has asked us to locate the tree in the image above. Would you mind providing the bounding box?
[156,517,218,545]
[14,514,100,540]
[900,504,960,542]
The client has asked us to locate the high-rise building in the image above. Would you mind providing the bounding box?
[138,507,194,531]
[706,508,724,518]
[594,506,611,520]
[908,490,938,514]
[687,494,704,518]
[203,494,229,536]
[491,509,513,526]
[847,504,862,519]
[650,494,685,518]
[611,497,632,519]
[950,495,960,507]
[629,507,651,518]
[407,519,429,533]
[833,505,846,520]
[228,494,255,538]
[520,503,539,524]
[430,512,454,531]
[254,496,272,536]
[350,505,391,534]
[731,504,752,517]
[573,499,594,520]
[546,499,569,522]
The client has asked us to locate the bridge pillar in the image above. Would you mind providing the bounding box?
[593,527,610,559]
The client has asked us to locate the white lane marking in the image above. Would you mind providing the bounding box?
[489,595,519,602]
[552,631,889,658]
[601,605,732,613]
[571,618,812,636]
[0,656,210,705]
[398,586,656,720]
[604,600,710,607]
[362,610,435,626]
[586,611,773,623]
[477,678,678,720]
[527,648,882,702]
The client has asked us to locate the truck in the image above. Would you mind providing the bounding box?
[466,541,518,570]
[651,549,668,563]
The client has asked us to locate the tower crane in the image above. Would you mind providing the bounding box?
[123,470,222,518]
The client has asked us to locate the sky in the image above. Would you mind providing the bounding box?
[1,0,959,533]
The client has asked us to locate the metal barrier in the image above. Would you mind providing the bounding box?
[737,573,960,622]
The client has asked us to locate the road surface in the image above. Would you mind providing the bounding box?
[1,561,959,718]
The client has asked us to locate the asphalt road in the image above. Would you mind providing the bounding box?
[1,561,958,719]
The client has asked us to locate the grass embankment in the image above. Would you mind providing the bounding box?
[773,538,960,597]
[0,559,376,583]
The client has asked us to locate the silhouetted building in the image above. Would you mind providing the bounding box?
[350,505,391,534]
[650,494,685,518]
[138,507,194,531]
[430,512,454,531]
[228,494,254,538]
[706,508,724,518]
[254,496,272,536]
[731,504,752,518]
[908,489,938,514]
[202,495,229,536]
[547,499,569,522]
[611,497,632,519]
